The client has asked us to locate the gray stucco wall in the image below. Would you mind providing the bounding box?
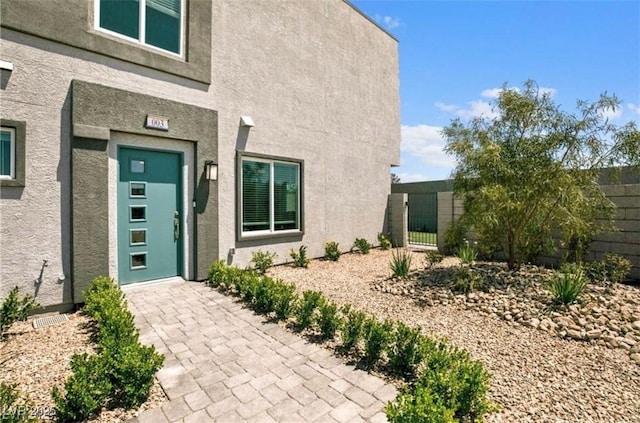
[0,0,400,308]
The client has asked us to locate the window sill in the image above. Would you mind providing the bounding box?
[237,230,304,243]
[0,179,25,187]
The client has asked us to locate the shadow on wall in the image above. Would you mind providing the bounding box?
[57,89,73,304]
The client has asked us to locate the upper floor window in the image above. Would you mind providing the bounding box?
[97,0,183,55]
[0,127,15,180]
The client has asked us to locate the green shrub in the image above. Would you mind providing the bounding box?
[443,219,467,256]
[52,353,112,422]
[457,240,477,265]
[317,299,341,340]
[253,276,278,314]
[272,281,298,320]
[452,267,485,294]
[250,250,277,274]
[290,246,311,268]
[55,276,164,420]
[295,290,323,330]
[207,260,228,288]
[0,383,39,423]
[386,385,456,423]
[354,238,372,254]
[104,341,165,408]
[341,305,367,353]
[548,266,587,304]
[363,318,394,367]
[425,250,444,268]
[378,232,392,250]
[0,287,38,339]
[586,253,632,285]
[388,323,426,379]
[324,241,341,261]
[390,249,413,278]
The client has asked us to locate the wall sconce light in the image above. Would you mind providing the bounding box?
[240,116,255,128]
[204,160,218,181]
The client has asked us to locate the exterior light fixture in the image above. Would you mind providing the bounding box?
[204,160,218,181]
[240,116,255,127]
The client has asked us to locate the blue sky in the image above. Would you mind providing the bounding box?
[350,0,640,182]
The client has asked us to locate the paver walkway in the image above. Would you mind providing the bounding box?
[124,281,396,422]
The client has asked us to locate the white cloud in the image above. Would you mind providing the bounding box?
[539,86,557,98]
[374,14,400,30]
[395,172,431,183]
[599,105,623,121]
[627,103,640,116]
[401,124,455,169]
[435,100,498,119]
[434,102,458,112]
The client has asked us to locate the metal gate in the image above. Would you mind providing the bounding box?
[407,193,437,246]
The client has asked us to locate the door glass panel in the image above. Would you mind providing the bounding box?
[130,182,146,197]
[130,206,146,221]
[130,159,145,173]
[130,253,147,269]
[130,229,147,245]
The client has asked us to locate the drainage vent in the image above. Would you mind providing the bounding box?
[32,314,69,329]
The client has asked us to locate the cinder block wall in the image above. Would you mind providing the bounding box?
[436,184,640,280]
[387,193,408,247]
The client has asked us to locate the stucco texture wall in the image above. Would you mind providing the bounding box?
[0,0,400,308]
[211,0,400,266]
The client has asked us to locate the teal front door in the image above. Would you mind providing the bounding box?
[118,147,182,285]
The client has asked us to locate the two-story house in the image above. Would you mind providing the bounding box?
[0,0,400,311]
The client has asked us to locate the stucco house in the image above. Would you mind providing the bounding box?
[0,0,400,311]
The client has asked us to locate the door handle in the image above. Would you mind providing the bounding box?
[174,211,180,240]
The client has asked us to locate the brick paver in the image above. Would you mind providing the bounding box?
[124,281,395,422]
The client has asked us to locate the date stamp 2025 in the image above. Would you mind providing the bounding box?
[1,405,56,420]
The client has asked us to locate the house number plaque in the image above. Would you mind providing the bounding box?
[145,115,169,131]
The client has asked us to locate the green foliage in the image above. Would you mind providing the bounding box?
[387,338,494,423]
[378,232,392,250]
[386,386,456,423]
[0,287,38,339]
[252,276,278,314]
[295,290,323,330]
[250,250,277,274]
[272,281,298,320]
[452,267,485,294]
[425,250,444,268]
[54,276,163,421]
[290,245,311,268]
[0,383,39,423]
[324,241,341,261]
[390,249,413,278]
[457,241,477,265]
[52,353,112,422]
[586,253,632,285]
[341,305,367,353]
[444,80,639,270]
[363,318,394,366]
[207,260,228,288]
[443,219,468,256]
[317,299,341,340]
[353,238,372,254]
[388,322,426,379]
[548,266,587,304]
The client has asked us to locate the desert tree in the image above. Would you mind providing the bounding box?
[443,80,639,269]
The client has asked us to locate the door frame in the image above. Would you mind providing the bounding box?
[108,132,195,283]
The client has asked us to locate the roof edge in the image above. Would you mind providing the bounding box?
[343,0,399,42]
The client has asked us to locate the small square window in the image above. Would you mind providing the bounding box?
[130,252,147,269]
[130,159,145,173]
[130,229,147,245]
[130,206,146,221]
[130,182,146,197]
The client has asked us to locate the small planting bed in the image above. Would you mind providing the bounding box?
[268,249,640,422]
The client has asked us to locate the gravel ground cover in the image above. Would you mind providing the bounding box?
[269,248,640,422]
[0,312,166,422]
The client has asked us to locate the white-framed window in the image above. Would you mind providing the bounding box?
[95,0,184,56]
[240,156,302,237]
[0,127,15,180]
